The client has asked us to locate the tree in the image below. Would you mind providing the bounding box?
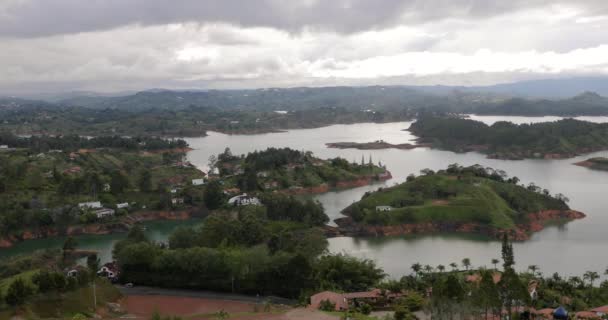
[501,234,514,270]
[583,271,600,288]
[203,180,224,210]
[528,265,539,277]
[473,270,501,320]
[491,259,500,270]
[449,262,458,272]
[437,265,446,273]
[5,277,32,306]
[110,171,129,195]
[462,258,471,272]
[411,263,422,278]
[138,170,152,192]
[87,254,100,273]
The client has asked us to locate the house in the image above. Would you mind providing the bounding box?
[256,171,269,178]
[116,203,129,209]
[576,311,600,319]
[376,206,393,212]
[590,305,608,317]
[63,166,82,174]
[103,183,111,192]
[0,145,8,149]
[97,262,119,280]
[78,201,102,209]
[171,197,185,205]
[170,188,179,194]
[192,178,205,186]
[310,289,403,311]
[93,208,115,218]
[228,193,261,206]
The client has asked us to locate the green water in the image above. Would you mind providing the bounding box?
[0,219,203,263]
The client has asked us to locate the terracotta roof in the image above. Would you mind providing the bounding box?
[466,272,501,284]
[576,311,600,319]
[309,291,348,311]
[591,305,608,313]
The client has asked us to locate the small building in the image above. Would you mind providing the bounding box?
[192,178,205,186]
[79,201,102,209]
[94,208,115,218]
[228,193,261,206]
[576,311,600,319]
[256,171,269,178]
[376,206,393,212]
[310,289,403,311]
[0,145,8,149]
[590,305,608,317]
[103,183,111,192]
[97,262,119,280]
[171,197,185,205]
[116,203,129,209]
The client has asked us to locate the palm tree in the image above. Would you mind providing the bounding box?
[605,267,608,276]
[423,265,434,275]
[462,258,472,272]
[528,265,539,277]
[411,263,422,278]
[449,262,458,272]
[583,271,600,288]
[491,259,499,270]
[437,265,446,273]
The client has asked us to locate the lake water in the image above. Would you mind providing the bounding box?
[2,115,608,279]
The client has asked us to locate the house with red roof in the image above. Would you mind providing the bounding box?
[310,289,403,311]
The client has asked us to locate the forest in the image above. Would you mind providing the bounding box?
[409,116,608,159]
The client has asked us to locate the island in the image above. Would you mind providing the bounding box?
[332,164,584,240]
[326,140,423,150]
[408,116,608,160]
[574,157,608,171]
[212,147,392,195]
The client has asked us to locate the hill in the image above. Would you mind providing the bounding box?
[336,165,583,240]
[408,116,608,159]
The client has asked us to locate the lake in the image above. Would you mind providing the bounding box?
[2,115,608,279]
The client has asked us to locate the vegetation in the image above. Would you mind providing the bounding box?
[576,157,608,171]
[409,116,608,159]
[344,164,570,230]
[0,138,204,239]
[214,147,388,193]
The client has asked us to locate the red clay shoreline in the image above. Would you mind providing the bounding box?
[328,209,586,241]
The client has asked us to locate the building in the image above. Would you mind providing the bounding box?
[78,201,102,209]
[93,208,115,218]
[590,305,608,317]
[575,311,600,319]
[376,206,393,212]
[192,178,205,186]
[0,145,8,149]
[103,183,111,192]
[171,197,185,205]
[228,193,261,206]
[116,203,129,209]
[310,289,403,311]
[97,262,120,281]
[63,166,82,174]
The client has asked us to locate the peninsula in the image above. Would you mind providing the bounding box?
[408,116,608,160]
[326,140,422,150]
[574,157,608,171]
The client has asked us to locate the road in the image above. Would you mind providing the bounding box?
[118,285,296,306]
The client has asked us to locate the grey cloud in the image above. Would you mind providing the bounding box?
[4,0,607,38]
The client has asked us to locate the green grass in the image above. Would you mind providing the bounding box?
[348,174,564,230]
[0,269,39,294]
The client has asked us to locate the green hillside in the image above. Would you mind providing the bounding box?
[343,165,569,230]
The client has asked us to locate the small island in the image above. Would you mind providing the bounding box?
[333,164,584,240]
[212,147,392,195]
[574,157,608,171]
[409,116,608,160]
[326,140,422,150]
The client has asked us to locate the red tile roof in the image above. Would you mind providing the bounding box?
[576,311,600,319]
[591,305,608,313]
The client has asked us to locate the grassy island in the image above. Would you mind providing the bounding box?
[409,116,608,159]
[338,164,584,240]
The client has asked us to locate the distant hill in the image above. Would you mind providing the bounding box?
[471,77,608,98]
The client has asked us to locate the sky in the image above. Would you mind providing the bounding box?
[3,0,608,94]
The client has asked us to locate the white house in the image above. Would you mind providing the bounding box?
[78,201,102,209]
[0,145,8,150]
[376,206,393,212]
[192,178,205,186]
[116,203,129,209]
[171,197,185,205]
[66,269,79,277]
[93,208,115,218]
[228,194,261,206]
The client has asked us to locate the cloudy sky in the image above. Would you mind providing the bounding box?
[2,0,608,94]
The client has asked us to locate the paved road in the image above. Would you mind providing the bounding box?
[118,285,296,306]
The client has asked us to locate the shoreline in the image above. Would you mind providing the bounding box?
[0,208,203,249]
[326,210,586,241]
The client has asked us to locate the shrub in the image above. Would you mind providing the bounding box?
[319,299,336,311]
